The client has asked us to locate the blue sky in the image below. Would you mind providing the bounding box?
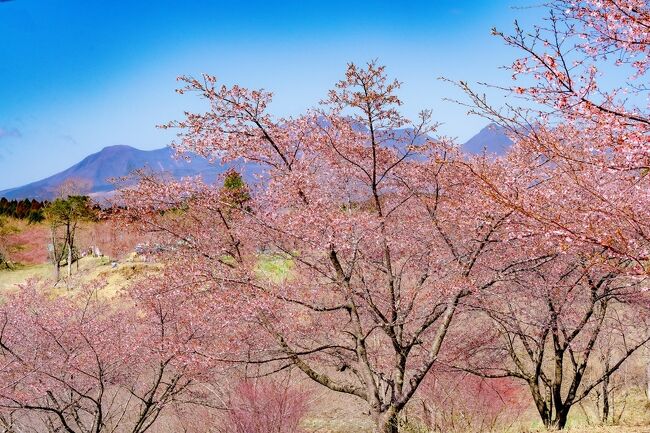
[0,0,544,190]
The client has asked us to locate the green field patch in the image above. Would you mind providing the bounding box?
[256,254,294,283]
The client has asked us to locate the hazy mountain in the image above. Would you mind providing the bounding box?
[0,145,240,200]
[0,125,513,200]
[461,123,513,155]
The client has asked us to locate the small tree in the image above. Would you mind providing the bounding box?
[220,379,308,433]
[44,195,96,280]
[418,372,527,433]
[220,169,251,210]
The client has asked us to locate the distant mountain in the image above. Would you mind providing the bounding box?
[0,124,513,200]
[461,123,513,155]
[0,145,244,200]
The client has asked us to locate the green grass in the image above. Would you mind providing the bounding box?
[302,417,373,433]
[0,262,55,291]
[256,254,294,283]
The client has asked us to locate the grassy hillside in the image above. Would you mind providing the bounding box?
[0,255,158,298]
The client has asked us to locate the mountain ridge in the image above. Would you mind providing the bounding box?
[0,146,231,200]
[1,124,512,200]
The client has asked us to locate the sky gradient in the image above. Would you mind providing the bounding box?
[0,0,544,190]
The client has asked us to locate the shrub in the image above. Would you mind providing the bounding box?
[220,379,309,433]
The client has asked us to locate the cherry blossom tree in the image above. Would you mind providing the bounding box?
[454,0,649,264]
[462,247,650,429]
[4,221,49,265]
[0,280,213,433]
[454,9,650,421]
[81,218,142,261]
[115,62,533,433]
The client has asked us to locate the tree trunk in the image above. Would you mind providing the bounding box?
[556,409,569,430]
[421,401,433,431]
[65,222,72,279]
[646,361,650,402]
[67,240,72,279]
[374,407,399,433]
[543,407,570,430]
[602,373,610,424]
[50,228,60,281]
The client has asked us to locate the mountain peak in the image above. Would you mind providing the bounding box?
[0,145,219,200]
[100,144,138,152]
[99,144,138,152]
[462,123,513,155]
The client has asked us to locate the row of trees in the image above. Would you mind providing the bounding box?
[0,1,646,432]
[0,198,46,222]
[0,279,311,433]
